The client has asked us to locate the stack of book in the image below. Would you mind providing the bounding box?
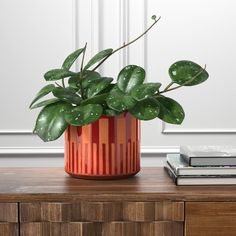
[165,146,236,185]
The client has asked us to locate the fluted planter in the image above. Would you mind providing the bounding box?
[64,113,140,179]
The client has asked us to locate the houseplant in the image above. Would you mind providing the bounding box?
[30,16,209,179]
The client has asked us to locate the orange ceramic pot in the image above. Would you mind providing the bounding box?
[64,113,140,179]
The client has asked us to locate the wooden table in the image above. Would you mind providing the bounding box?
[1,167,236,236]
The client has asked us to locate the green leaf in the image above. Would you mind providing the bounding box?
[81,70,101,88]
[81,93,108,105]
[129,98,160,120]
[131,83,161,101]
[156,96,185,124]
[52,87,82,105]
[86,77,113,98]
[68,71,101,91]
[106,86,136,112]
[99,83,115,93]
[169,61,209,86]
[65,104,103,126]
[30,84,55,108]
[44,69,76,81]
[68,75,80,89]
[30,98,60,109]
[62,48,84,70]
[117,65,145,93]
[103,109,122,117]
[84,48,113,70]
[33,101,72,142]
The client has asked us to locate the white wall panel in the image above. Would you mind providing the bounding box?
[0,0,73,132]
[146,0,236,135]
[0,0,235,165]
[0,0,74,149]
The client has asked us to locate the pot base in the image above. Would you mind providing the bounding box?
[65,170,140,180]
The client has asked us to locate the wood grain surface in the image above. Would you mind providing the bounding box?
[18,201,185,236]
[140,221,183,236]
[0,223,18,236]
[3,168,236,235]
[102,221,183,236]
[20,201,184,222]
[81,202,122,222]
[1,167,236,202]
[20,222,183,236]
[20,222,101,236]
[20,202,81,222]
[0,203,18,222]
[155,201,184,221]
[186,202,236,236]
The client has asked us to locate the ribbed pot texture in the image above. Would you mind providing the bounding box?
[64,113,140,179]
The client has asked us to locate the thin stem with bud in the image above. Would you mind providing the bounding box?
[92,15,161,71]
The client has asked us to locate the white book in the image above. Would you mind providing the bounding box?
[167,153,236,176]
[180,146,236,166]
[164,165,236,186]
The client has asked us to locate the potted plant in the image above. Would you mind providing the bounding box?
[30,16,209,179]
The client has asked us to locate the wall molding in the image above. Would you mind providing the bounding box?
[142,0,147,72]
[162,123,236,134]
[119,0,130,68]
[0,129,33,135]
[91,0,101,54]
[72,0,78,71]
[0,148,63,155]
[0,146,179,158]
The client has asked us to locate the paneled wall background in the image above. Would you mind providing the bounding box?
[0,0,235,166]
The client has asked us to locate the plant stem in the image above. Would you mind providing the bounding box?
[163,81,174,92]
[79,42,87,99]
[62,79,65,88]
[55,82,63,88]
[92,16,161,71]
[80,42,87,73]
[158,65,207,95]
